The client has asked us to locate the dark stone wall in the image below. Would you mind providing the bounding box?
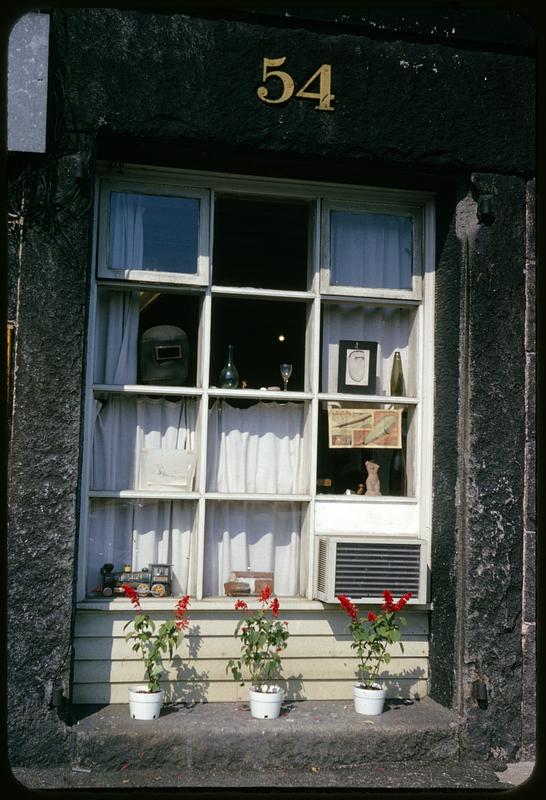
[7,156,92,765]
[428,181,465,708]
[454,174,526,760]
[53,8,534,175]
[521,178,536,759]
[7,7,533,765]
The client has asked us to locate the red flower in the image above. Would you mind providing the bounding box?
[338,593,358,620]
[382,590,395,612]
[270,597,280,617]
[175,595,190,616]
[235,599,248,610]
[368,611,377,622]
[259,585,272,603]
[123,584,141,611]
[393,592,412,611]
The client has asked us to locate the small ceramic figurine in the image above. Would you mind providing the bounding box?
[364,460,381,496]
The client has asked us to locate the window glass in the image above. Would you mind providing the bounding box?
[86,498,194,597]
[109,192,199,274]
[209,296,306,391]
[203,501,302,596]
[213,196,309,290]
[330,210,412,290]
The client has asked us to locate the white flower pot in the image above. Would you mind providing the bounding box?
[353,684,387,715]
[249,685,284,719]
[128,685,164,720]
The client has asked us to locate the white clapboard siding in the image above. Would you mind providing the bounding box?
[73,609,429,703]
[72,678,429,704]
[75,610,429,637]
[74,635,428,661]
[74,656,427,684]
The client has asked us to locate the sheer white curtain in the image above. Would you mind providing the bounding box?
[204,501,301,597]
[330,210,412,290]
[206,401,306,493]
[204,401,304,596]
[87,396,197,595]
[109,192,145,270]
[322,305,413,394]
[94,290,140,384]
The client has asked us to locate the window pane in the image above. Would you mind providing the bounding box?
[203,501,302,596]
[94,289,201,386]
[90,396,198,492]
[109,192,199,274]
[86,499,194,597]
[210,297,307,391]
[316,402,415,498]
[330,210,412,290]
[321,302,417,395]
[206,400,306,494]
[213,196,309,290]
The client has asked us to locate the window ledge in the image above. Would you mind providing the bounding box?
[77,597,327,612]
[314,494,418,504]
[76,597,433,612]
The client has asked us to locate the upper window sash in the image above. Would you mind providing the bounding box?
[320,200,423,300]
[97,179,210,286]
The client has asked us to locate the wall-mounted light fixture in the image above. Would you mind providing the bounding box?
[472,678,488,709]
[477,193,495,225]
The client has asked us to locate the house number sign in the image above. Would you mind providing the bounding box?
[257,57,334,111]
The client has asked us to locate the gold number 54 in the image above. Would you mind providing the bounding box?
[257,57,334,111]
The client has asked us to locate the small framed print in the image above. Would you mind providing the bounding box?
[337,340,378,394]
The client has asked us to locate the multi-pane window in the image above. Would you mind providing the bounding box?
[78,168,435,603]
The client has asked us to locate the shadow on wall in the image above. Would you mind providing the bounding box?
[164,624,210,704]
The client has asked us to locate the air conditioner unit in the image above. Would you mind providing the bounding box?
[315,536,427,605]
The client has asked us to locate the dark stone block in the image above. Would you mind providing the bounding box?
[526,178,536,262]
[523,531,536,622]
[7,155,90,765]
[521,623,536,759]
[52,8,535,174]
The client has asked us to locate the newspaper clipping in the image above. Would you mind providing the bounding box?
[328,407,402,449]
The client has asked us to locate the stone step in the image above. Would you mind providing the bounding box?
[70,696,462,772]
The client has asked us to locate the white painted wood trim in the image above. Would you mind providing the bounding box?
[96,161,436,206]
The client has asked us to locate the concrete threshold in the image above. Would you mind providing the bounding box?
[70,696,463,773]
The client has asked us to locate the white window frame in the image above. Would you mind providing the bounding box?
[97,177,210,285]
[320,199,423,300]
[77,164,435,609]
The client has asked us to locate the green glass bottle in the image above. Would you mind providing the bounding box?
[219,344,239,389]
[390,351,406,396]
[389,352,406,495]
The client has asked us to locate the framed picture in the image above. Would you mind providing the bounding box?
[328,406,402,449]
[337,340,378,394]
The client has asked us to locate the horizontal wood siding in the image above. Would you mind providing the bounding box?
[73,608,429,704]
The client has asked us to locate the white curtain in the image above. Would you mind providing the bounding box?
[330,210,412,290]
[206,400,306,493]
[204,501,301,597]
[94,290,140,384]
[87,396,197,595]
[203,401,304,596]
[322,304,413,394]
[109,192,145,270]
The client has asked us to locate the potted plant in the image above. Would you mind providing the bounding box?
[122,584,191,719]
[227,586,290,719]
[338,589,412,715]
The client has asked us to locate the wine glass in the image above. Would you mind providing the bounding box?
[280,363,293,391]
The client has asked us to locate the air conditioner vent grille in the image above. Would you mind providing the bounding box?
[334,542,421,597]
[317,538,329,595]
